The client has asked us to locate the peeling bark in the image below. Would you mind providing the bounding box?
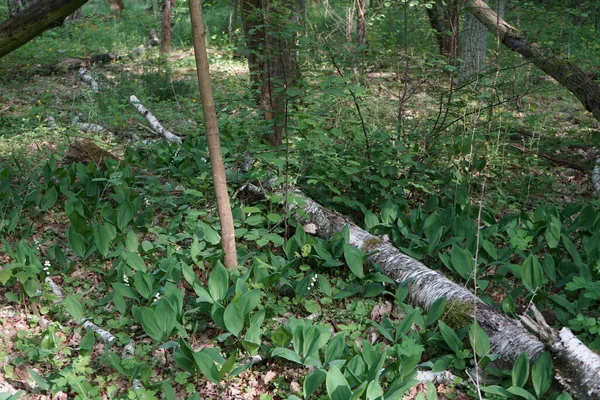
[129,95,182,143]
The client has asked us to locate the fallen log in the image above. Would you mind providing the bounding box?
[274,187,600,397]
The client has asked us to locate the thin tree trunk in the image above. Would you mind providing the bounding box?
[356,0,366,47]
[0,0,91,58]
[160,0,172,55]
[468,0,600,123]
[425,0,459,64]
[189,0,238,268]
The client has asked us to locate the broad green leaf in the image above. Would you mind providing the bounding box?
[450,245,474,281]
[116,201,134,231]
[271,347,302,364]
[343,244,365,278]
[423,212,442,240]
[545,217,561,248]
[93,223,116,257]
[224,303,244,337]
[561,234,582,265]
[174,339,196,373]
[194,349,220,383]
[304,369,327,398]
[543,254,556,282]
[522,255,543,293]
[426,297,446,326]
[532,352,553,397]
[26,367,49,390]
[67,226,86,258]
[208,262,228,302]
[122,251,147,272]
[438,321,462,354]
[468,321,490,358]
[326,365,353,400]
[198,222,220,245]
[364,211,379,230]
[125,230,139,252]
[133,271,153,299]
[506,386,536,400]
[40,187,58,211]
[112,282,139,299]
[556,391,573,400]
[512,352,530,388]
[325,333,346,364]
[366,380,384,400]
[139,307,163,341]
[155,298,177,336]
[65,295,84,322]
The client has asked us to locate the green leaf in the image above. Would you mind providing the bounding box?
[116,201,134,231]
[208,262,228,302]
[522,255,543,293]
[125,230,139,252]
[532,352,552,397]
[512,352,530,388]
[133,271,153,299]
[194,349,220,383]
[325,333,346,364]
[65,295,84,322]
[304,369,327,398]
[438,321,462,354]
[423,212,442,240]
[139,307,163,341]
[366,380,384,400]
[561,234,582,265]
[67,226,86,258]
[506,386,536,400]
[271,347,303,364]
[426,297,446,327]
[545,217,561,248]
[155,298,177,336]
[450,245,474,281]
[556,391,573,400]
[468,321,490,358]
[364,211,379,230]
[542,254,556,282]
[174,339,196,373]
[40,187,58,211]
[326,365,353,400]
[93,223,116,257]
[122,251,147,272]
[343,244,365,278]
[198,222,220,245]
[224,302,244,337]
[26,367,49,390]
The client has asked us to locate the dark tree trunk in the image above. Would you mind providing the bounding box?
[0,0,91,58]
[241,0,301,147]
[468,0,600,123]
[425,0,459,63]
[356,0,366,47]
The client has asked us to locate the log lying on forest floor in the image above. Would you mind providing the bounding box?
[521,305,600,399]
[129,95,182,143]
[252,186,600,398]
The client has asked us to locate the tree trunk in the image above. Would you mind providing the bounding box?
[108,0,124,12]
[467,0,600,123]
[189,0,238,268]
[0,0,91,58]
[7,0,24,16]
[240,0,300,147]
[356,0,366,47]
[277,187,600,397]
[425,0,459,63]
[458,1,488,81]
[160,0,172,55]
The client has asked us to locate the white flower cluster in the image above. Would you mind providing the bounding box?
[123,274,130,286]
[308,274,318,291]
[153,292,161,303]
[43,260,51,273]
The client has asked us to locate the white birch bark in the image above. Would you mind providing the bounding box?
[129,95,182,143]
[78,67,99,93]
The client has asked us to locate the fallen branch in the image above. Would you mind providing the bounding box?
[78,68,99,93]
[72,113,112,134]
[510,143,588,172]
[129,95,182,143]
[128,29,160,59]
[520,305,600,399]
[242,186,600,397]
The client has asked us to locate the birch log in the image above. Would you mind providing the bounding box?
[129,95,182,143]
[284,188,600,398]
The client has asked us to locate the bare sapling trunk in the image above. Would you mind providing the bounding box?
[160,0,172,55]
[189,0,238,268]
[467,0,600,123]
[425,0,459,63]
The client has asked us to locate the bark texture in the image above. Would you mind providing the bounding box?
[160,0,172,55]
[458,1,487,81]
[425,0,459,62]
[189,0,238,268]
[240,0,300,147]
[0,0,90,58]
[467,0,600,122]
